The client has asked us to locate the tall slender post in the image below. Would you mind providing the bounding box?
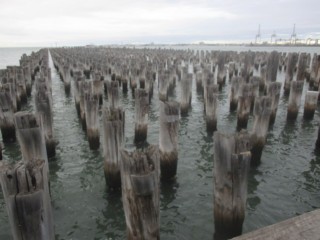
[213,131,251,239]
[287,81,304,121]
[102,107,125,189]
[316,125,320,150]
[120,145,160,240]
[284,53,299,95]
[84,92,100,150]
[23,65,32,97]
[267,82,282,125]
[309,54,320,90]
[0,83,17,112]
[217,52,227,89]
[205,84,219,133]
[92,79,104,105]
[106,81,120,109]
[35,91,55,157]
[230,76,243,111]
[296,53,307,81]
[303,91,318,120]
[266,51,280,83]
[228,62,236,80]
[14,112,49,172]
[0,92,16,142]
[63,65,71,94]
[249,76,260,110]
[203,71,214,111]
[196,71,203,93]
[79,81,90,130]
[0,159,54,240]
[260,66,267,91]
[159,101,180,180]
[180,73,192,115]
[158,72,168,101]
[73,76,84,116]
[250,96,272,166]
[134,89,149,144]
[16,70,28,104]
[237,84,253,131]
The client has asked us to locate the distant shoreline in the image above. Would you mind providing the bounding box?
[131,43,320,48]
[1,43,319,48]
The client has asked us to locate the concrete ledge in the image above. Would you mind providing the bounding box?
[232,209,320,240]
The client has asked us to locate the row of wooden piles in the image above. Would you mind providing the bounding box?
[1,46,320,239]
[49,48,180,239]
[0,50,56,239]
[49,47,320,239]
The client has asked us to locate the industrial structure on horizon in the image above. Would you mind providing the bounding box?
[254,24,319,45]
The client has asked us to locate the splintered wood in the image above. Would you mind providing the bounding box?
[0,159,54,240]
[214,131,251,239]
[120,145,160,240]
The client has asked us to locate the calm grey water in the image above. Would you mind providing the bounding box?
[0,46,320,240]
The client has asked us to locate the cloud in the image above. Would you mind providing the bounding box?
[0,0,319,46]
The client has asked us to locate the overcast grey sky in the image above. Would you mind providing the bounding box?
[0,0,319,47]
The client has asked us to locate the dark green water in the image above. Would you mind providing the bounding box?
[0,46,320,239]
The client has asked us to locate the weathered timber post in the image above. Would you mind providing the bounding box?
[102,107,125,189]
[159,101,180,180]
[146,71,154,102]
[84,93,100,150]
[0,83,17,112]
[196,71,203,93]
[278,53,285,71]
[242,51,255,82]
[74,76,84,116]
[79,81,90,130]
[92,79,104,105]
[119,145,160,240]
[309,54,320,90]
[213,131,251,239]
[180,73,192,115]
[63,65,71,94]
[35,91,55,157]
[0,92,16,142]
[205,84,219,133]
[202,71,214,111]
[0,159,54,240]
[106,81,120,109]
[303,91,318,120]
[228,62,236,80]
[139,77,146,89]
[7,78,21,111]
[122,76,129,94]
[296,53,307,81]
[284,53,299,95]
[14,112,48,172]
[217,52,227,89]
[158,72,169,101]
[237,84,253,131]
[230,76,243,111]
[287,81,304,121]
[266,82,282,125]
[134,89,149,144]
[23,65,32,96]
[250,96,272,166]
[130,70,138,95]
[16,70,28,104]
[316,125,320,150]
[266,51,280,83]
[260,66,267,92]
[249,76,260,110]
